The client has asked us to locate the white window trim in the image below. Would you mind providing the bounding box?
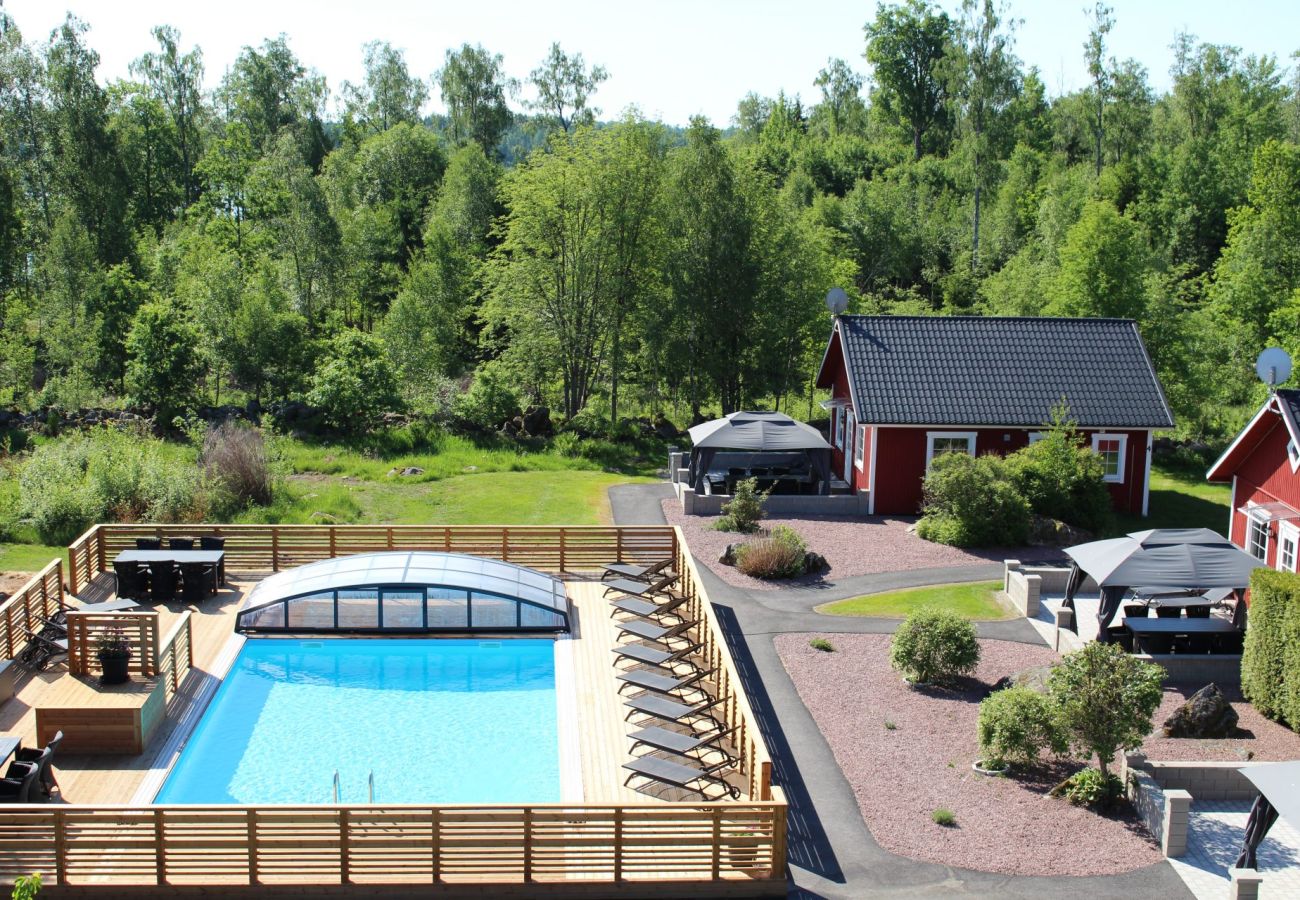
[834,407,845,450]
[925,431,978,469]
[854,424,866,470]
[1091,433,1128,484]
[1279,520,1299,573]
[1027,431,1044,444]
[1247,504,1271,563]
[1288,439,1300,474]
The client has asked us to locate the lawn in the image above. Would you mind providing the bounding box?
[0,542,65,575]
[1113,464,1231,536]
[816,581,1016,620]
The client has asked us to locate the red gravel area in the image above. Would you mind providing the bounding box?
[776,633,1163,876]
[1140,683,1300,762]
[663,500,1055,591]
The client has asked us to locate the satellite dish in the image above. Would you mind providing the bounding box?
[825,287,849,315]
[1256,347,1293,389]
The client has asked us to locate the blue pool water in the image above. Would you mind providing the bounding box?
[155,639,559,804]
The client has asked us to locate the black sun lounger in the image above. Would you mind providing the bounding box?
[610,592,690,622]
[622,755,740,800]
[624,693,727,731]
[603,574,679,601]
[613,640,702,670]
[629,725,739,764]
[600,558,673,582]
[618,666,716,699]
[18,630,69,672]
[618,617,698,645]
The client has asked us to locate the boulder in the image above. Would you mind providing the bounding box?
[652,416,679,441]
[719,544,741,567]
[1029,515,1093,548]
[991,663,1058,695]
[398,466,424,477]
[803,551,829,574]
[522,406,553,436]
[1162,683,1239,738]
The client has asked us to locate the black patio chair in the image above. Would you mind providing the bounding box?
[1154,606,1182,619]
[149,561,179,602]
[168,537,195,550]
[0,761,41,804]
[1121,603,1149,619]
[622,755,740,800]
[180,564,215,604]
[14,731,62,799]
[1185,605,1212,618]
[135,537,162,550]
[113,561,149,601]
[1136,633,1173,655]
[199,536,228,585]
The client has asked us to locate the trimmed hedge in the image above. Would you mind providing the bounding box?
[1243,568,1300,726]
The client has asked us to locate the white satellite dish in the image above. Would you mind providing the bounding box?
[825,287,849,315]
[1256,347,1293,389]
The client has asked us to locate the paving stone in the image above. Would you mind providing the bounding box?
[1169,800,1300,899]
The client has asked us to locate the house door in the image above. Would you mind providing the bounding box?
[843,408,855,483]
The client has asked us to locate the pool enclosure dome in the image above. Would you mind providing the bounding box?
[236,551,569,634]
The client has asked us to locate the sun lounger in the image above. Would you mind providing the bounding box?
[629,725,738,764]
[618,666,715,699]
[600,558,672,582]
[618,617,698,645]
[622,755,740,800]
[613,640,703,670]
[602,574,679,601]
[610,592,689,622]
[17,629,69,672]
[624,693,727,730]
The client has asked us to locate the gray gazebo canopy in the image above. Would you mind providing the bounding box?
[1062,528,1263,642]
[1236,761,1300,868]
[686,411,833,495]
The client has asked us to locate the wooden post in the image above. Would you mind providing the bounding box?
[431,807,441,883]
[54,808,68,886]
[95,526,106,582]
[502,528,509,562]
[68,547,80,597]
[522,807,533,882]
[711,806,722,879]
[387,527,394,550]
[329,528,337,559]
[339,809,350,884]
[559,528,566,573]
[613,807,623,882]
[769,805,787,880]
[247,809,259,884]
[154,808,167,884]
[272,529,279,572]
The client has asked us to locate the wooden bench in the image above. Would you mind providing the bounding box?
[35,674,166,755]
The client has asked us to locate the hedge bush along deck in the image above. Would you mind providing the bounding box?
[1241,568,1300,728]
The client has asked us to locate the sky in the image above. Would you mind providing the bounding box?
[4,0,1298,126]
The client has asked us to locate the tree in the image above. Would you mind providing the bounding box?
[125,300,203,422]
[230,266,308,404]
[527,42,608,133]
[131,26,204,205]
[1049,200,1148,319]
[217,35,327,166]
[341,41,428,141]
[1083,2,1114,177]
[307,329,402,432]
[1048,641,1164,779]
[864,0,956,160]
[431,142,502,257]
[436,43,515,153]
[813,58,866,135]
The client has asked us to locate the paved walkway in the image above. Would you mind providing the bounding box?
[1172,801,1300,899]
[608,483,1192,899]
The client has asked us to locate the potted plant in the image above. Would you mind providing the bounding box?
[96,626,132,685]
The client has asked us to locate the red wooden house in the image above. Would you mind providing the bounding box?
[813,316,1174,516]
[1206,389,1300,571]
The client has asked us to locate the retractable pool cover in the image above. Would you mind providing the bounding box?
[236,551,569,634]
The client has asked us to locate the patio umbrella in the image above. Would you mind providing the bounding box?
[1125,527,1237,548]
[1235,761,1300,868]
[686,411,832,494]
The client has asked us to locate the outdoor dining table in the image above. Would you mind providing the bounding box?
[1123,617,1239,635]
[0,736,19,767]
[114,549,225,594]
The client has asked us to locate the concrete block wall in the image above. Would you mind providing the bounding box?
[1003,562,1040,617]
[1126,764,1191,857]
[678,488,870,517]
[1230,868,1264,899]
[1131,653,1243,686]
[1143,760,1261,802]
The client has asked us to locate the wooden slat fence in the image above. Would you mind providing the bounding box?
[67,525,678,594]
[153,611,193,704]
[0,558,64,660]
[65,611,160,678]
[0,800,786,889]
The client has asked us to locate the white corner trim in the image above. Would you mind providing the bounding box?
[1091,433,1128,483]
[867,426,878,515]
[1229,476,1238,542]
[925,431,978,469]
[1142,430,1153,517]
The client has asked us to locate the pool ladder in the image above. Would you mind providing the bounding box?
[331,769,375,803]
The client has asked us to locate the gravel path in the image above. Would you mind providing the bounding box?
[776,633,1163,877]
[664,500,1058,591]
[1140,683,1300,762]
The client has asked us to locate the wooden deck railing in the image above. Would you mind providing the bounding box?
[154,610,193,704]
[65,611,160,677]
[0,558,64,660]
[0,799,787,890]
[67,524,678,594]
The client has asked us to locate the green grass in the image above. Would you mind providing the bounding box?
[1113,464,1231,536]
[0,542,65,575]
[816,581,1015,620]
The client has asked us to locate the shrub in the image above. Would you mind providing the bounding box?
[916,452,1030,547]
[889,607,981,685]
[201,421,274,509]
[1242,568,1299,721]
[977,686,1066,767]
[931,808,956,826]
[1054,767,1123,808]
[735,525,808,579]
[307,330,403,433]
[715,477,767,533]
[12,873,41,900]
[452,363,521,431]
[1005,412,1113,534]
[125,301,204,421]
[1047,641,1164,779]
[809,638,835,652]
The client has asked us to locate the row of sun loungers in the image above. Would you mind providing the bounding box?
[599,559,742,801]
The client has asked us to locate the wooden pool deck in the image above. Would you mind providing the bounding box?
[0,576,726,806]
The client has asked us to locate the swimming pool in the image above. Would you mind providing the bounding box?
[155,638,559,805]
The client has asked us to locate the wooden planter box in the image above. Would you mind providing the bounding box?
[36,675,165,755]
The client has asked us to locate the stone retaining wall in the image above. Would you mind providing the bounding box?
[1126,753,1260,802]
[675,482,871,516]
[1003,562,1040,616]
[1133,653,1243,686]
[1126,764,1191,857]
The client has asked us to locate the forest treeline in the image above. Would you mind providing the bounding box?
[2,1,1299,442]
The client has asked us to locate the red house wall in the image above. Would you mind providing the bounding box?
[1227,418,1300,567]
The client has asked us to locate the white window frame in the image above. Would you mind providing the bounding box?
[1279,520,1299,573]
[1027,431,1044,444]
[1288,439,1300,474]
[1091,433,1128,484]
[843,408,856,481]
[834,407,845,449]
[925,431,978,469]
[1247,506,1271,563]
[854,424,866,470]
